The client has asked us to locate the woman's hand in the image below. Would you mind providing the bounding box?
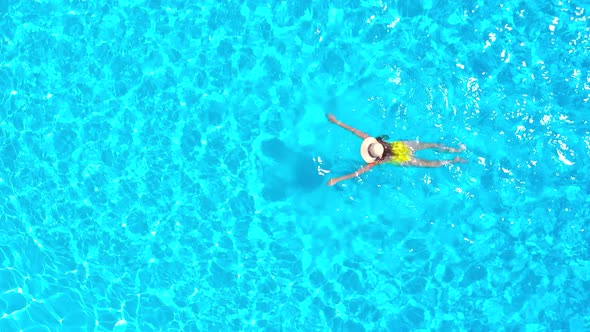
[327,178,337,186]
[326,113,337,123]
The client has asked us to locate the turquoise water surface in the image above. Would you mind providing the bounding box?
[1,0,589,331]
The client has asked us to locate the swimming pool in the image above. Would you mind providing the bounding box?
[1,0,589,330]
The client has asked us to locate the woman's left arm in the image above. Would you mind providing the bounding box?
[326,114,370,139]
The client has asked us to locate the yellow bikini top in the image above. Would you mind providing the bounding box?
[389,142,412,164]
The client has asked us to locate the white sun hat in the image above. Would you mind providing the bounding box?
[360,137,384,163]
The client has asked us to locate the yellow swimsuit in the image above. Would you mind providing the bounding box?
[389,142,412,164]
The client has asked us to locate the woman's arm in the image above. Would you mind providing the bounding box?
[326,114,370,139]
[327,163,378,186]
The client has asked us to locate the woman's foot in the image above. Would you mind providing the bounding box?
[452,156,467,163]
[440,144,465,153]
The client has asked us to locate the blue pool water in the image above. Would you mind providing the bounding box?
[1,0,589,331]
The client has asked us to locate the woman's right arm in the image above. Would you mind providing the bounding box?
[326,163,378,186]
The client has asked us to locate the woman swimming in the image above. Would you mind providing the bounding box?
[326,113,466,186]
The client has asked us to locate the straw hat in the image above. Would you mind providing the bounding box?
[360,137,384,163]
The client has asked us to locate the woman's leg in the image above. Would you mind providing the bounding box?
[400,141,465,153]
[403,156,467,167]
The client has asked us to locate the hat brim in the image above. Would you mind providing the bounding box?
[360,137,379,163]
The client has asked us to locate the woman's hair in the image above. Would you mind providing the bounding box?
[376,136,394,160]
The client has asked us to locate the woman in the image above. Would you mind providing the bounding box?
[326,113,466,186]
